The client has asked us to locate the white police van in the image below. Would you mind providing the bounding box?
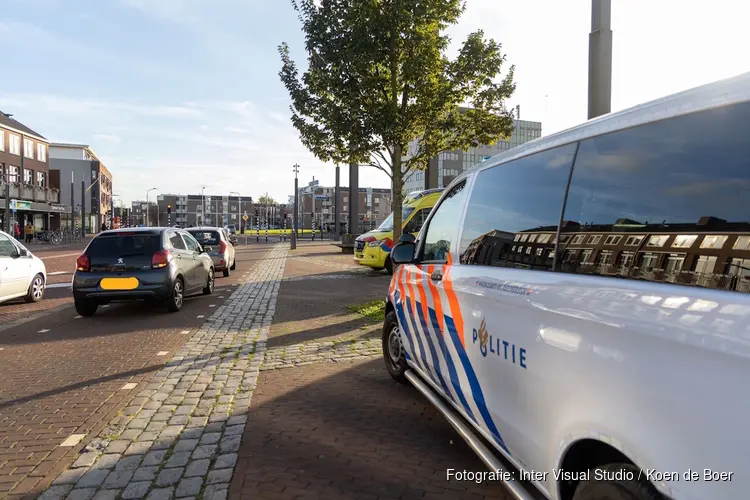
[383,71,750,500]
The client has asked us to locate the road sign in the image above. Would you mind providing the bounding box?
[315,195,328,200]
[243,215,249,221]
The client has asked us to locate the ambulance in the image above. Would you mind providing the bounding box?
[353,188,443,274]
[382,71,750,500]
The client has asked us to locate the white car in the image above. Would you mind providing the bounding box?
[0,230,46,304]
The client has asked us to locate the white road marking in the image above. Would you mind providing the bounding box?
[209,304,216,308]
[156,351,168,356]
[74,315,82,319]
[40,252,81,260]
[197,315,204,319]
[101,304,110,308]
[38,329,50,333]
[218,296,224,299]
[180,330,190,335]
[60,434,86,447]
[120,382,138,390]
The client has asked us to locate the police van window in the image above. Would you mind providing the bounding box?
[421,181,467,262]
[561,100,750,291]
[458,143,578,269]
[404,209,428,234]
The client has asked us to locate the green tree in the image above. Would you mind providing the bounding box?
[279,0,516,240]
[258,193,277,205]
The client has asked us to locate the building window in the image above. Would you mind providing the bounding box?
[624,235,644,246]
[665,254,685,273]
[588,235,602,244]
[604,235,621,245]
[695,255,717,276]
[733,236,750,250]
[24,139,34,159]
[640,253,660,270]
[571,234,586,244]
[647,235,669,247]
[598,251,613,266]
[0,131,4,151]
[37,143,46,162]
[23,169,32,184]
[617,251,635,268]
[37,171,45,187]
[580,249,593,263]
[9,135,20,155]
[537,234,552,244]
[672,235,697,248]
[7,166,18,183]
[730,258,750,279]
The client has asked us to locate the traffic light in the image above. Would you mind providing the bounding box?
[167,204,171,214]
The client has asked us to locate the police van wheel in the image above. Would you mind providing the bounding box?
[385,257,393,275]
[572,463,662,500]
[382,310,407,383]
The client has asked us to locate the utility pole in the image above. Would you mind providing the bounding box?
[588,0,613,119]
[292,164,299,250]
[334,164,340,241]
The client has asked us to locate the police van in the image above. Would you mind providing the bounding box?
[383,71,750,500]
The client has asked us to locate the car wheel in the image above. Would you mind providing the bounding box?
[167,277,184,313]
[385,256,394,275]
[572,463,662,500]
[75,298,98,317]
[230,258,236,270]
[203,268,215,295]
[25,273,45,303]
[382,309,407,383]
[223,267,230,277]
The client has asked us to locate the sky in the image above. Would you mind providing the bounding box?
[1,0,748,206]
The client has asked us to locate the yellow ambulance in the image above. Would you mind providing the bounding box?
[354,188,444,274]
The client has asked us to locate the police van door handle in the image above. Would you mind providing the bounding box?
[430,270,443,282]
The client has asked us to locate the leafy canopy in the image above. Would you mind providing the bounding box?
[258,194,277,205]
[279,0,516,237]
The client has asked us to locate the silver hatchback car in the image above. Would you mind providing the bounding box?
[186,227,236,277]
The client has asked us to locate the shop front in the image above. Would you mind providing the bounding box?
[0,199,70,234]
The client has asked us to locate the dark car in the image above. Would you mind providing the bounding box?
[186,227,236,277]
[73,227,215,316]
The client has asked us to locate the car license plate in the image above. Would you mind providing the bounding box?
[100,277,139,290]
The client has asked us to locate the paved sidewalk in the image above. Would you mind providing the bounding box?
[38,244,288,500]
[231,242,511,499]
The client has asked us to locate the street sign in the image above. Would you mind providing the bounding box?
[10,200,31,210]
[243,215,249,221]
[315,195,328,200]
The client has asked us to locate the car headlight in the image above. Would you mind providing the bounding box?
[367,241,379,247]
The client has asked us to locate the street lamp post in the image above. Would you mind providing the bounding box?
[292,164,299,250]
[146,188,157,227]
[200,186,207,226]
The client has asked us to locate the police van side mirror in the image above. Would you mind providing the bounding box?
[391,242,416,264]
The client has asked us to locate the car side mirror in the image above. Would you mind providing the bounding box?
[18,248,28,257]
[391,242,416,265]
[399,233,416,244]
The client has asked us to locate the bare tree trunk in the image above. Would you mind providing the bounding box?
[391,146,404,242]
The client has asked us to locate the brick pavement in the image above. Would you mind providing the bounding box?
[0,245,265,499]
[231,242,511,500]
[38,244,288,500]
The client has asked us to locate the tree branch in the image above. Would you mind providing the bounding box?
[363,162,393,179]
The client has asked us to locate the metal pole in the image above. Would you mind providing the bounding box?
[292,164,299,249]
[81,180,86,237]
[70,172,75,237]
[588,0,613,119]
[334,164,340,241]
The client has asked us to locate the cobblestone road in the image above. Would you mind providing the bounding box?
[38,244,288,500]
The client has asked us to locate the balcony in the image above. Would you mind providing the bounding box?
[22,185,34,200]
[34,187,46,202]
[47,189,59,203]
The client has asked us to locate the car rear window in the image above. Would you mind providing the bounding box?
[189,231,220,246]
[87,233,162,257]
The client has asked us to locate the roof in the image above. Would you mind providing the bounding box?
[472,70,750,175]
[0,112,47,141]
[50,142,90,149]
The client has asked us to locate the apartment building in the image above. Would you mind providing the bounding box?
[402,118,543,193]
[129,200,158,227]
[295,180,392,232]
[49,143,114,233]
[155,194,254,229]
[0,112,64,231]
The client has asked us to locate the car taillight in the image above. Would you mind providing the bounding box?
[152,250,172,269]
[76,254,90,272]
[219,241,227,254]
